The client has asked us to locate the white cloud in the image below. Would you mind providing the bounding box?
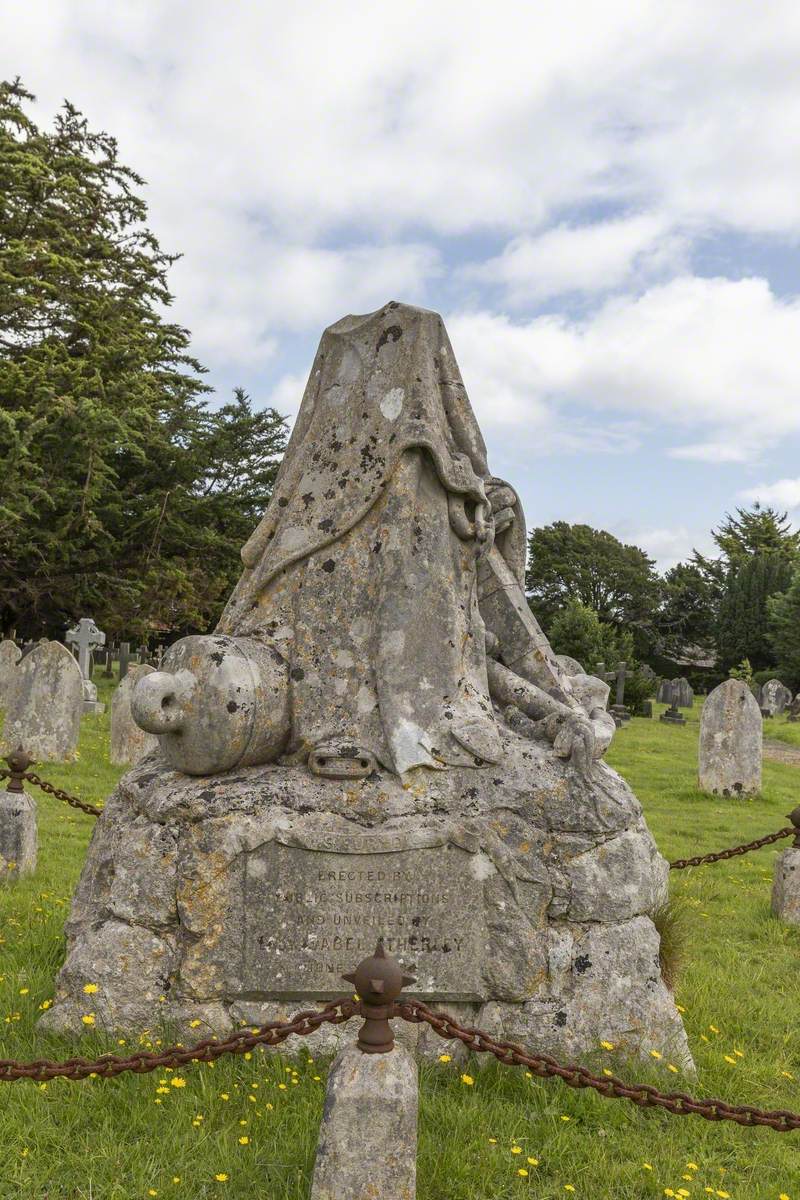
[448,276,800,459]
[462,215,687,305]
[5,0,800,373]
[740,478,800,510]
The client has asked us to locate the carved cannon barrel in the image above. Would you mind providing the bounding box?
[131,634,289,775]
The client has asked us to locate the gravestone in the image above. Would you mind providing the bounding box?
[788,694,800,724]
[1,641,83,761]
[119,642,131,681]
[657,679,672,704]
[772,844,800,925]
[674,677,694,708]
[698,679,762,796]
[110,665,159,766]
[761,679,792,717]
[65,617,106,714]
[44,302,690,1069]
[0,640,21,705]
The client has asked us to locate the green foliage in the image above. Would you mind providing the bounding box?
[768,565,800,692]
[728,658,753,683]
[716,553,794,672]
[711,504,800,562]
[656,559,721,659]
[652,898,690,992]
[526,521,661,654]
[0,80,287,638]
[546,598,633,671]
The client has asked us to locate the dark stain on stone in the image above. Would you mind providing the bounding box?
[376,324,403,351]
[554,1010,567,1027]
[290,667,305,681]
[321,559,335,573]
[277,497,289,507]
[209,651,225,666]
[226,701,239,713]
[574,955,592,974]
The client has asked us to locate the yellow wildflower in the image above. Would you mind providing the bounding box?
[460,1074,474,1086]
[83,983,98,995]
[438,1054,452,1063]
[81,1014,95,1026]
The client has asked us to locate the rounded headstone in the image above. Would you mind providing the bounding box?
[110,665,159,766]
[761,678,793,717]
[698,678,762,797]
[1,641,83,761]
[555,654,584,677]
[0,640,21,706]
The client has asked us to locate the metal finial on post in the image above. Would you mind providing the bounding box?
[786,806,800,849]
[342,939,416,1054]
[5,749,33,794]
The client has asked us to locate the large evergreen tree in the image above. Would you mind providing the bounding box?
[768,568,800,691]
[0,80,286,637]
[716,553,794,672]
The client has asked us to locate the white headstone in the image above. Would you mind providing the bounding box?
[761,678,793,717]
[1,641,83,761]
[110,665,159,766]
[0,640,21,706]
[698,679,762,796]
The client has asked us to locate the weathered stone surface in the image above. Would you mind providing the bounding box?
[43,733,689,1065]
[0,640,21,707]
[110,665,159,766]
[772,847,800,925]
[0,789,37,881]
[761,679,793,717]
[46,304,686,1067]
[698,679,762,796]
[1,641,82,761]
[311,1044,417,1200]
[674,677,694,708]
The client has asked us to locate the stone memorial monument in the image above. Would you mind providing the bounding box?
[1,641,83,761]
[698,679,762,796]
[0,640,21,708]
[761,679,792,717]
[43,303,689,1066]
[110,665,158,766]
[65,617,106,715]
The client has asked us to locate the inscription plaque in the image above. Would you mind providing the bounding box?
[242,841,487,1000]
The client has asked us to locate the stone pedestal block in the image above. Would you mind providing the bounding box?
[0,789,37,881]
[772,847,800,925]
[311,1044,417,1200]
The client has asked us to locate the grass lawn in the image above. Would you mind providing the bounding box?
[1,681,800,1198]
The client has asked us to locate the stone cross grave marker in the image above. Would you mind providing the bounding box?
[65,617,106,715]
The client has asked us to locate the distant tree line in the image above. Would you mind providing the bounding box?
[0,80,287,640]
[527,507,800,692]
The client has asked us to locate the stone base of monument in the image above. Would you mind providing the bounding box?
[41,727,691,1067]
[310,1044,418,1200]
[81,680,105,716]
[0,789,37,882]
[660,707,687,726]
[772,848,800,925]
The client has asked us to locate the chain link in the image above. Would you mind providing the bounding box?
[0,768,102,817]
[0,999,356,1082]
[669,826,794,869]
[398,1000,800,1133]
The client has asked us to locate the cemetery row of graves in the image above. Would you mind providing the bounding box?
[0,633,800,1196]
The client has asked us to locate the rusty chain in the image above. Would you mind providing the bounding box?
[0,999,356,1082]
[398,999,800,1133]
[0,994,798,1135]
[0,767,101,817]
[669,826,794,869]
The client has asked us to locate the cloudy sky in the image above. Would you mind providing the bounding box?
[4,0,800,570]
